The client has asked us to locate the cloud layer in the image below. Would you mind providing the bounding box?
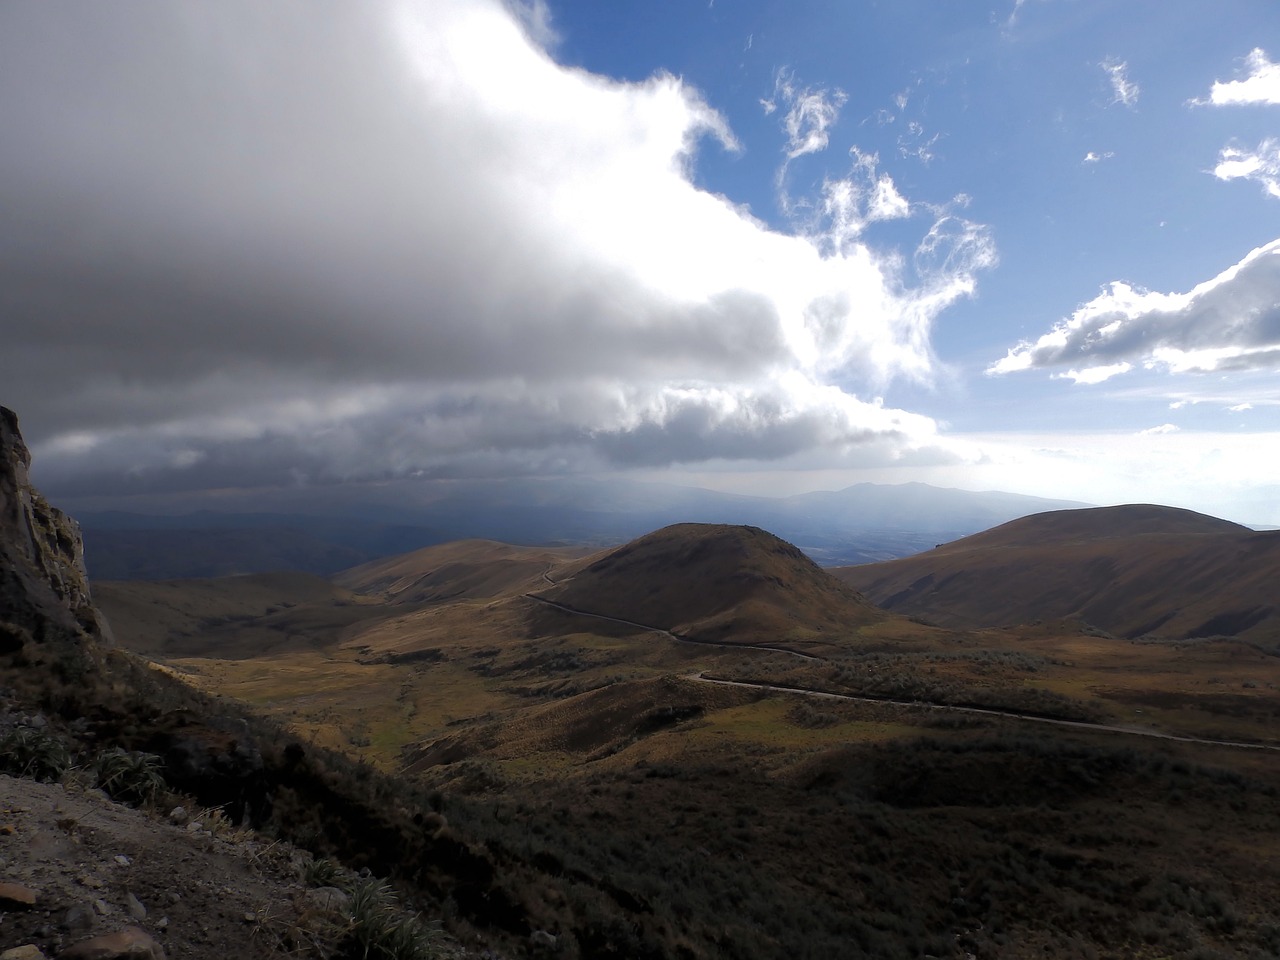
[989,239,1280,382]
[0,1,992,495]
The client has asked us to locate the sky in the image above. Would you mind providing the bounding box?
[2,0,1279,523]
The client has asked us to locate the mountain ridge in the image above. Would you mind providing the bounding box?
[834,503,1280,643]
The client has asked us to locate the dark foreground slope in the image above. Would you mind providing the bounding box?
[833,504,1280,643]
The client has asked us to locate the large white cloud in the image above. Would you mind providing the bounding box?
[988,239,1280,382]
[0,0,993,496]
[1214,138,1280,198]
[1204,48,1280,106]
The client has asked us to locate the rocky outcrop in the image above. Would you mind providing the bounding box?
[0,406,110,647]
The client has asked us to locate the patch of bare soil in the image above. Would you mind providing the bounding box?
[0,773,310,959]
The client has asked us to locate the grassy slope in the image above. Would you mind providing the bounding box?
[833,504,1280,644]
[80,520,1280,958]
[334,539,589,603]
[540,523,885,649]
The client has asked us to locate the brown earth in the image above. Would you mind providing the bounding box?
[334,540,588,604]
[0,772,310,960]
[832,503,1280,644]
[539,523,884,650]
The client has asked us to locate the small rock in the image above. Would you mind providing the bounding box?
[58,926,167,960]
[1,946,49,960]
[113,856,131,867]
[124,892,146,921]
[154,918,167,930]
[0,881,38,908]
[78,875,104,890]
[184,821,202,833]
[304,886,351,914]
[63,902,96,934]
[530,929,558,950]
[242,911,256,923]
[166,807,186,826]
[0,823,15,835]
[92,898,111,916]
[28,715,46,730]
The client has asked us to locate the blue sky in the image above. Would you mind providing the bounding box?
[1,1,1278,522]
[545,0,1280,519]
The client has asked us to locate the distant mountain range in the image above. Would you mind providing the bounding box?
[74,478,1088,579]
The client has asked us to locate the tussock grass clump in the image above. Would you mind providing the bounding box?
[0,725,72,781]
[303,855,344,889]
[91,747,166,807]
[296,854,442,960]
[343,876,440,960]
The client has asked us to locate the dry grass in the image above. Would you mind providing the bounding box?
[540,522,885,646]
[835,504,1280,645]
[110,521,1280,786]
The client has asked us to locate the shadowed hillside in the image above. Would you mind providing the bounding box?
[334,539,586,604]
[540,522,883,648]
[834,504,1280,644]
[93,571,375,658]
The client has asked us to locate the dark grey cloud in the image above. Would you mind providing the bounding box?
[1,1,986,497]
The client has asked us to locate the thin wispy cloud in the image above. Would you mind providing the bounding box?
[1055,362,1132,385]
[1083,151,1114,164]
[1101,58,1140,107]
[989,239,1280,382]
[817,148,911,248]
[772,70,847,160]
[898,121,941,164]
[769,68,848,216]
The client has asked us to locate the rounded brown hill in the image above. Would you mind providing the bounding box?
[540,523,882,646]
[833,504,1280,643]
[943,503,1248,550]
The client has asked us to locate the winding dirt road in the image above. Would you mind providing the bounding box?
[525,593,821,661]
[525,593,1280,753]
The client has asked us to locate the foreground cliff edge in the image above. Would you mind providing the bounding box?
[0,406,111,654]
[0,409,469,959]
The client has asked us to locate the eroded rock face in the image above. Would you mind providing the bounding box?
[0,406,110,645]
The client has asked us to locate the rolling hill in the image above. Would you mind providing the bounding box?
[833,504,1280,644]
[538,522,885,649]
